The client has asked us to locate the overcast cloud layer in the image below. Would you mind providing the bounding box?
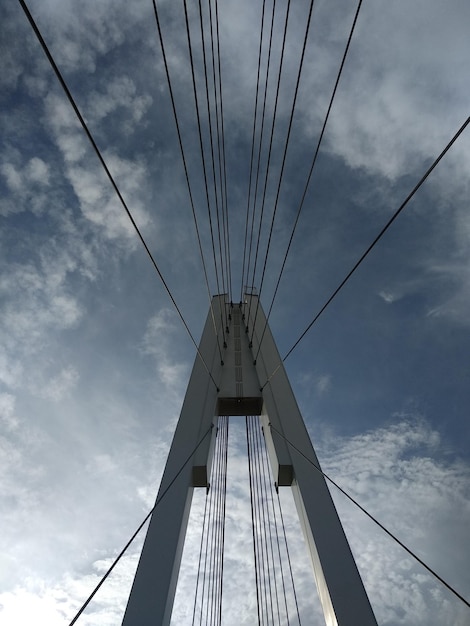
[1,0,469,624]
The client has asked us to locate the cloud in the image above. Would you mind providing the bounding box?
[43,92,152,245]
[297,371,332,397]
[379,290,400,304]
[141,309,190,395]
[0,156,51,216]
[319,417,470,625]
[0,550,140,626]
[87,76,153,131]
[36,366,80,402]
[315,373,331,395]
[0,393,19,431]
[0,250,83,390]
[318,1,470,182]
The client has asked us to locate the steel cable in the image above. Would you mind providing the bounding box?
[244,0,278,312]
[19,0,219,391]
[192,486,210,625]
[254,418,282,625]
[214,0,233,304]
[245,0,292,332]
[246,416,263,625]
[197,0,227,330]
[259,422,291,623]
[274,487,302,624]
[249,0,318,336]
[240,0,268,302]
[218,415,229,624]
[182,0,226,357]
[261,115,470,388]
[254,0,364,362]
[207,0,231,306]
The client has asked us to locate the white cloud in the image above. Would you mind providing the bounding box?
[1,162,22,192]
[316,373,331,395]
[43,93,152,245]
[37,366,80,402]
[0,157,50,213]
[26,157,50,185]
[379,290,400,304]
[87,76,153,131]
[0,550,140,626]
[142,309,189,395]
[297,371,332,397]
[319,418,470,625]
[0,393,19,431]
[319,1,470,183]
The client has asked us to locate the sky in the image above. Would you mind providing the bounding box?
[1,0,470,624]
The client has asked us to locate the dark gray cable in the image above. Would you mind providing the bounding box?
[19,0,219,390]
[261,115,470,388]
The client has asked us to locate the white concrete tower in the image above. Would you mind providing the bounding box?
[122,294,377,625]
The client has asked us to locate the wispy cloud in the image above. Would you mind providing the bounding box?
[320,417,470,625]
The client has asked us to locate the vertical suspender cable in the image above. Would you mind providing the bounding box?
[207,421,219,625]
[197,0,227,331]
[152,0,224,366]
[192,416,228,625]
[198,423,218,624]
[207,0,229,308]
[254,417,282,625]
[240,0,268,302]
[243,0,277,314]
[218,415,229,624]
[275,488,302,624]
[208,0,231,305]
[251,416,275,624]
[260,424,292,623]
[246,416,263,625]
[213,415,228,624]
[250,0,318,337]
[245,0,292,331]
[255,420,282,625]
[192,484,211,625]
[212,416,227,624]
[213,0,233,303]
[182,0,226,356]
[254,0,364,363]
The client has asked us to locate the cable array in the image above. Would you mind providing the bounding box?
[246,416,301,625]
[253,0,364,359]
[20,0,219,391]
[192,417,229,626]
[181,0,227,350]
[184,0,233,331]
[240,0,269,303]
[242,0,278,309]
[153,0,226,363]
[247,0,313,333]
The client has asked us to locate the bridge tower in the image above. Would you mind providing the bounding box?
[122,294,377,625]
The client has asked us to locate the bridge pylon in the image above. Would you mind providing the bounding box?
[122,294,377,626]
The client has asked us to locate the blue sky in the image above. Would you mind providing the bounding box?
[1,0,470,624]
